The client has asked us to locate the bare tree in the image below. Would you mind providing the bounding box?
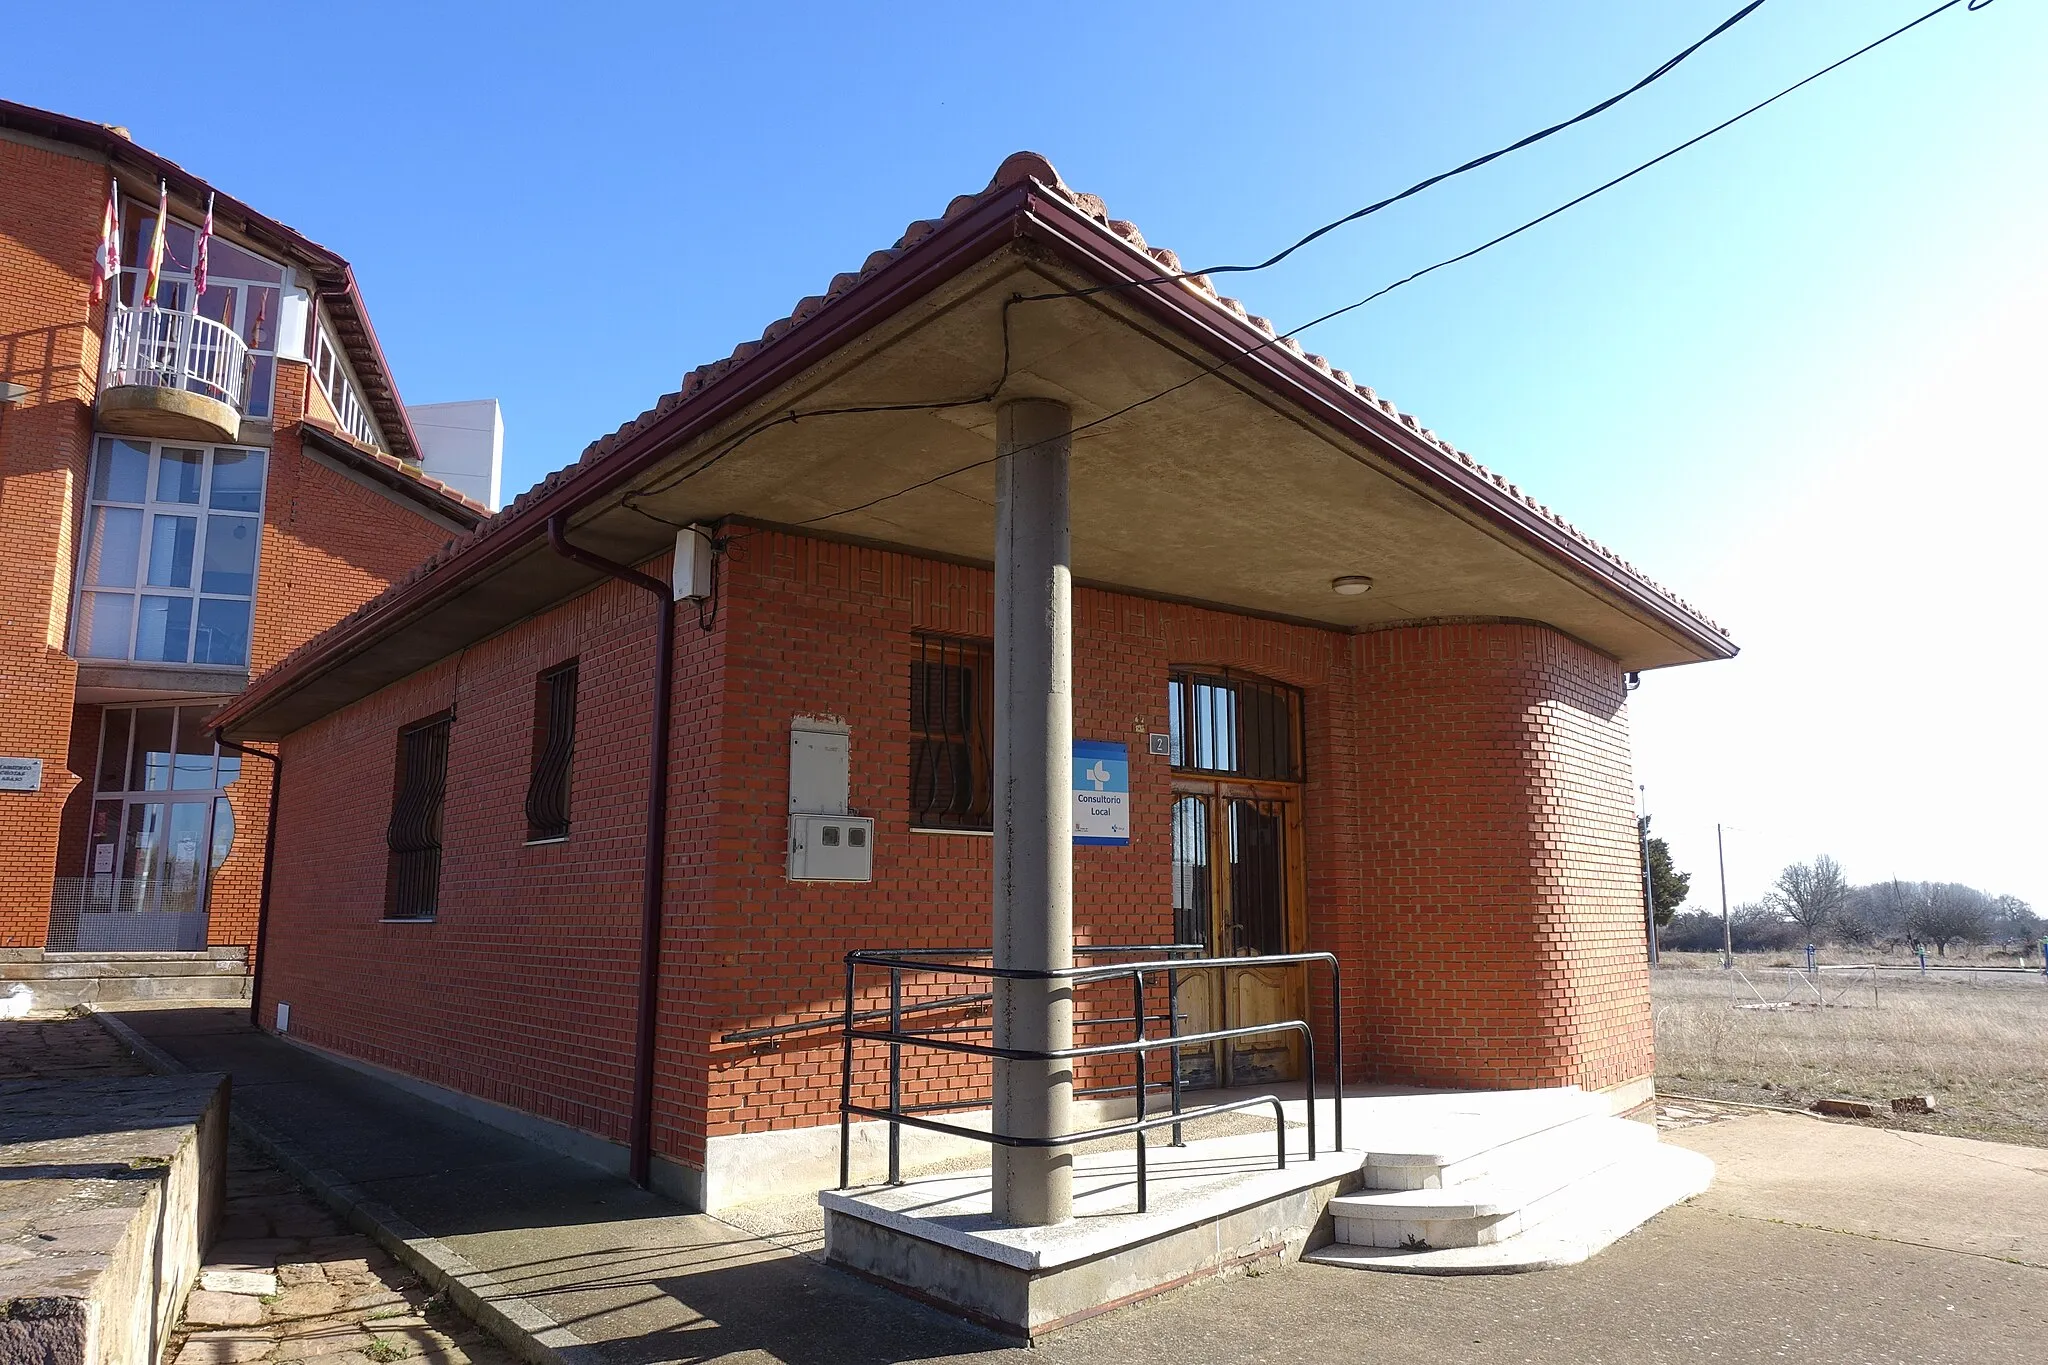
[1730,901,1800,951]
[1771,855,1849,942]
[1907,882,1994,956]
[1840,878,1915,948]
[1990,894,2042,944]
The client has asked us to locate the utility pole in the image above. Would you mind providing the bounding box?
[1638,809,1659,965]
[1717,822,1734,969]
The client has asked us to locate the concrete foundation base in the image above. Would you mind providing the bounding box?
[821,1130,1358,1340]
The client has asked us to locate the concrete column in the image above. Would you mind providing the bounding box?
[990,397,1074,1225]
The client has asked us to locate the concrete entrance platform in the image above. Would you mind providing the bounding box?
[817,1083,1680,1334]
[823,1128,1359,1340]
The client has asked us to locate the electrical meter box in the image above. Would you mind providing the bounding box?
[788,813,874,881]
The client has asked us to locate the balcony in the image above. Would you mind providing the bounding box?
[99,304,251,444]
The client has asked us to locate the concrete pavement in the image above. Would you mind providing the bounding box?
[1671,1111,2048,1268]
[96,1006,2048,1364]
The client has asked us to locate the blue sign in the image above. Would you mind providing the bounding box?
[1073,740,1130,846]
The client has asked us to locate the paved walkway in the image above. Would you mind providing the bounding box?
[1,1011,521,1365]
[100,1006,2048,1365]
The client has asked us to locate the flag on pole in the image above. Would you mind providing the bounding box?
[193,192,214,298]
[91,178,120,304]
[140,182,168,309]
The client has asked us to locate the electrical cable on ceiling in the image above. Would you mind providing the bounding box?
[795,0,1996,526]
[1032,0,1775,299]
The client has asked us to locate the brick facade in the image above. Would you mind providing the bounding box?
[254,524,1656,1182]
[0,128,466,955]
[1344,623,1652,1092]
[0,136,105,947]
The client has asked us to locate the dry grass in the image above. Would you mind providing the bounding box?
[1653,952,2048,1147]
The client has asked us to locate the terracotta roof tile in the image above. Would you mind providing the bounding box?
[245,150,1727,694]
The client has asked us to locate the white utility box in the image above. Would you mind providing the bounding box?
[673,525,715,601]
[788,813,874,882]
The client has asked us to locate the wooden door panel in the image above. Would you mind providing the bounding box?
[1226,961,1299,1085]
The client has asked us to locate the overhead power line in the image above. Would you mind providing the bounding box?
[1044,0,1775,297]
[797,0,1999,526]
[624,0,1993,534]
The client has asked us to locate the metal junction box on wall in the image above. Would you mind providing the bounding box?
[788,813,874,882]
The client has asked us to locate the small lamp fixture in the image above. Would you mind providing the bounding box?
[1330,575,1374,597]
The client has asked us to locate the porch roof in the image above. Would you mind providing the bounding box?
[214,153,1734,741]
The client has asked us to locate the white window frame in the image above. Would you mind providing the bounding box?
[117,197,294,420]
[71,436,269,670]
[311,310,385,451]
[77,703,241,919]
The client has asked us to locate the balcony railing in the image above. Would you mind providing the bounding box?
[105,304,250,412]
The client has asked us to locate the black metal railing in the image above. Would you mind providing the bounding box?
[834,944,1343,1213]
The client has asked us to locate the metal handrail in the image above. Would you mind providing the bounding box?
[722,944,1205,1044]
[836,947,1344,1213]
[105,303,250,411]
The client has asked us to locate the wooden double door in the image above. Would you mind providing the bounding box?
[1170,779,1306,1088]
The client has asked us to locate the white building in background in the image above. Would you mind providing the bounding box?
[406,398,504,511]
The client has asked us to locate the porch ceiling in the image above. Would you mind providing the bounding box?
[219,162,1731,740]
[620,248,1704,664]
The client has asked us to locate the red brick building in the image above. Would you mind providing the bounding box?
[211,153,1733,1211]
[0,101,492,999]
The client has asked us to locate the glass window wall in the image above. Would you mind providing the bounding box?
[76,438,265,668]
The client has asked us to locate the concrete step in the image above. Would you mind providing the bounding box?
[1330,1116,1656,1248]
[2,973,252,1008]
[1363,1088,1615,1191]
[1307,1142,1714,1274]
[3,956,248,981]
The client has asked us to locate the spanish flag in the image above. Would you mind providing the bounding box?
[140,181,168,309]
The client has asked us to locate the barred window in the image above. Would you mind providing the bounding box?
[386,714,450,920]
[910,634,993,831]
[525,660,578,842]
[1168,670,1303,782]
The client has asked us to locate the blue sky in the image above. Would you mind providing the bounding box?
[8,1,2044,909]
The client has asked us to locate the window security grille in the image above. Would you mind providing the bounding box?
[1167,671,1303,782]
[386,715,451,920]
[1227,798,1289,955]
[1171,795,1212,950]
[525,661,578,842]
[909,634,993,831]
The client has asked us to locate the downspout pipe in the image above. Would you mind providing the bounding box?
[545,514,674,1190]
[212,734,280,1030]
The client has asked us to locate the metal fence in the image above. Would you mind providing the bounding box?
[45,877,208,951]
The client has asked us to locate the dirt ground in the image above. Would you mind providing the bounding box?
[1653,953,2048,1148]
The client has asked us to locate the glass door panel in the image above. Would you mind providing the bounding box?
[1172,788,1304,1087]
[87,799,124,912]
[1223,797,1300,1085]
[1171,795,1219,1088]
[69,701,232,952]
[159,802,209,913]
[120,802,167,911]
